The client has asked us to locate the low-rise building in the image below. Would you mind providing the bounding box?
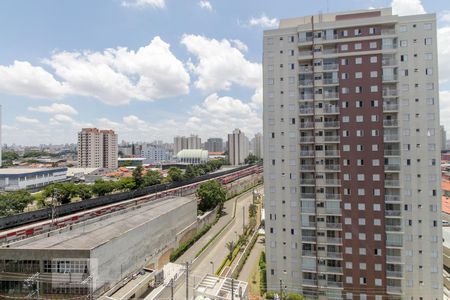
[193,275,248,300]
[176,149,209,165]
[0,168,67,191]
[118,157,146,167]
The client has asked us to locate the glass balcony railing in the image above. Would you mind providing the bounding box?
[382,58,397,66]
[323,63,338,71]
[383,89,398,97]
[385,195,400,201]
[383,119,398,127]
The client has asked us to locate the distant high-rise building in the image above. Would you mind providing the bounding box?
[441,125,447,151]
[77,128,118,169]
[263,8,441,299]
[252,133,263,159]
[174,136,189,155]
[187,134,201,149]
[141,144,171,163]
[228,128,249,165]
[0,105,2,168]
[204,138,224,153]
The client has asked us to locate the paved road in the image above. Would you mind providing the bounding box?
[238,235,265,283]
[174,186,263,299]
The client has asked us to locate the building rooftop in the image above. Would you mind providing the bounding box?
[444,226,450,249]
[118,157,146,161]
[4,197,193,250]
[0,167,67,176]
[177,149,209,160]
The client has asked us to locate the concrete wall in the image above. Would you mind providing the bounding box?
[90,199,197,293]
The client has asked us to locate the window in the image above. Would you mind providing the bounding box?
[371,115,378,122]
[425,37,432,45]
[372,144,379,151]
[356,130,364,137]
[346,262,353,269]
[356,145,363,151]
[341,30,348,37]
[427,83,434,90]
[426,68,433,75]
[356,115,364,122]
[371,85,379,92]
[357,174,365,181]
[356,100,363,107]
[343,145,350,151]
[373,174,380,181]
[342,116,350,123]
[424,23,432,30]
[373,204,380,211]
[354,43,362,50]
[400,40,408,47]
[425,53,433,60]
[370,71,378,78]
[369,27,376,34]
[371,100,378,107]
[341,58,348,65]
[400,54,408,62]
[372,159,380,166]
[341,73,349,80]
[359,233,366,240]
[358,203,365,210]
[357,159,364,166]
[268,78,274,85]
[355,86,362,93]
[370,56,378,63]
[340,44,348,51]
[355,72,362,79]
[355,57,362,64]
[342,87,349,94]
[354,28,362,36]
[369,41,377,49]
[399,25,407,32]
[401,69,409,76]
[359,262,367,269]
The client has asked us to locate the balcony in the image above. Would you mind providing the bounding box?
[299,65,313,73]
[323,78,339,85]
[300,94,314,101]
[323,63,338,71]
[326,222,342,229]
[300,136,315,143]
[386,271,403,278]
[385,180,400,187]
[299,36,313,43]
[386,210,401,217]
[302,279,318,286]
[302,250,317,257]
[382,58,397,66]
[299,107,314,115]
[384,149,400,156]
[385,195,400,202]
[325,179,340,185]
[383,104,399,111]
[324,107,339,114]
[300,151,315,157]
[300,122,314,129]
[301,193,316,199]
[299,79,314,86]
[301,206,315,213]
[381,29,396,35]
[383,119,398,127]
[326,252,343,259]
[385,164,400,171]
[326,266,342,273]
[386,225,402,232]
[384,135,399,142]
[387,286,402,294]
[325,150,340,157]
[302,236,317,242]
[301,222,317,228]
[326,281,343,289]
[386,255,402,263]
[300,164,315,171]
[300,178,316,185]
[324,136,340,142]
[383,89,398,97]
[298,50,313,57]
[327,237,342,244]
[324,121,339,128]
[382,74,398,82]
[323,92,339,99]
[325,164,340,171]
[386,239,403,247]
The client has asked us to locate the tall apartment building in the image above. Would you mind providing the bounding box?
[77,128,118,169]
[263,8,442,300]
[228,128,249,165]
[252,133,264,159]
[141,143,171,163]
[204,138,224,153]
[441,125,447,151]
[0,105,2,168]
[174,135,202,156]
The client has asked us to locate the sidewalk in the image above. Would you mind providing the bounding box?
[238,235,264,282]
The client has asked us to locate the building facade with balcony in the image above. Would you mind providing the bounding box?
[263,8,441,300]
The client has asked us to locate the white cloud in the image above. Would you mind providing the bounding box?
[16,116,40,124]
[121,0,165,8]
[181,34,261,92]
[0,61,67,99]
[122,115,147,127]
[28,103,78,115]
[247,14,278,28]
[0,37,189,106]
[52,114,75,123]
[198,0,212,11]
[230,39,248,52]
[391,0,425,16]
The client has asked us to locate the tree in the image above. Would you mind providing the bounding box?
[196,180,227,212]
[184,165,197,180]
[244,154,259,165]
[42,183,77,205]
[143,170,162,186]
[76,184,92,200]
[167,167,183,182]
[0,190,34,216]
[132,166,144,188]
[91,180,115,197]
[1,151,19,162]
[116,177,136,191]
[225,241,235,260]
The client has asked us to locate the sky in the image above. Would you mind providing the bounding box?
[0,0,449,145]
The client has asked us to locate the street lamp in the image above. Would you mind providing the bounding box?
[210,261,214,274]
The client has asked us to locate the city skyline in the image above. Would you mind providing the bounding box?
[0,0,449,145]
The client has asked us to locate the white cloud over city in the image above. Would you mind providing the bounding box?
[121,0,165,9]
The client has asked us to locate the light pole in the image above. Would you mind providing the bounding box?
[210,261,214,274]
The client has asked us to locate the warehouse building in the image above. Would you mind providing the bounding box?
[0,196,197,298]
[0,167,67,191]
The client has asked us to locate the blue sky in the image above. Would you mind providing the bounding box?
[0,0,449,145]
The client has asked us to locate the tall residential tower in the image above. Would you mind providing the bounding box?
[77,128,118,169]
[263,8,441,299]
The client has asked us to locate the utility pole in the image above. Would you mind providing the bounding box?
[170,278,174,300]
[185,261,189,300]
[231,278,234,300]
[242,206,245,233]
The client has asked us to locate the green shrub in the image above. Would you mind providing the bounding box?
[170,224,211,262]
